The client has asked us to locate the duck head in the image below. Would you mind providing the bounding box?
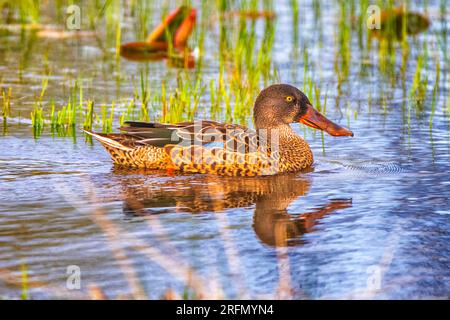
[254,84,354,137]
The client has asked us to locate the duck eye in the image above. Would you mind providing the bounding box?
[285,96,294,102]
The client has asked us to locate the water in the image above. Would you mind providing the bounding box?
[0,1,449,299]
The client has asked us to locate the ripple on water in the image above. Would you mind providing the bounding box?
[314,158,407,176]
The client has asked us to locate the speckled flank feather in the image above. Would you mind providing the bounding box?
[85,126,313,176]
[166,127,313,176]
[84,130,170,169]
[103,144,170,169]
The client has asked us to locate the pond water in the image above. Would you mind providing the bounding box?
[0,0,449,299]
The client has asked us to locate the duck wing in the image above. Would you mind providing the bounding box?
[119,120,259,151]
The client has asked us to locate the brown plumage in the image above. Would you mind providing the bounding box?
[85,84,353,176]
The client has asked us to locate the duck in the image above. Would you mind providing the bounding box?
[85,84,353,176]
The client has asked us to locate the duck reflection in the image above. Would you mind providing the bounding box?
[112,168,352,247]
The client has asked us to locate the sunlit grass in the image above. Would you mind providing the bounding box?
[0,0,435,146]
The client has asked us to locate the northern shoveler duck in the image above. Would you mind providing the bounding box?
[85,84,353,176]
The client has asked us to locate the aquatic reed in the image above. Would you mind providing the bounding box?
[429,59,440,130]
[1,87,11,120]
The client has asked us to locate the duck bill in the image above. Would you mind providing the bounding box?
[299,105,354,137]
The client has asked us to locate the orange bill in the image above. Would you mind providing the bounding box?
[299,105,354,137]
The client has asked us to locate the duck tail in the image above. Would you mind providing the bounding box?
[83,130,132,152]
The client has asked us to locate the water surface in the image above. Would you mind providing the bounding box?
[0,0,449,299]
